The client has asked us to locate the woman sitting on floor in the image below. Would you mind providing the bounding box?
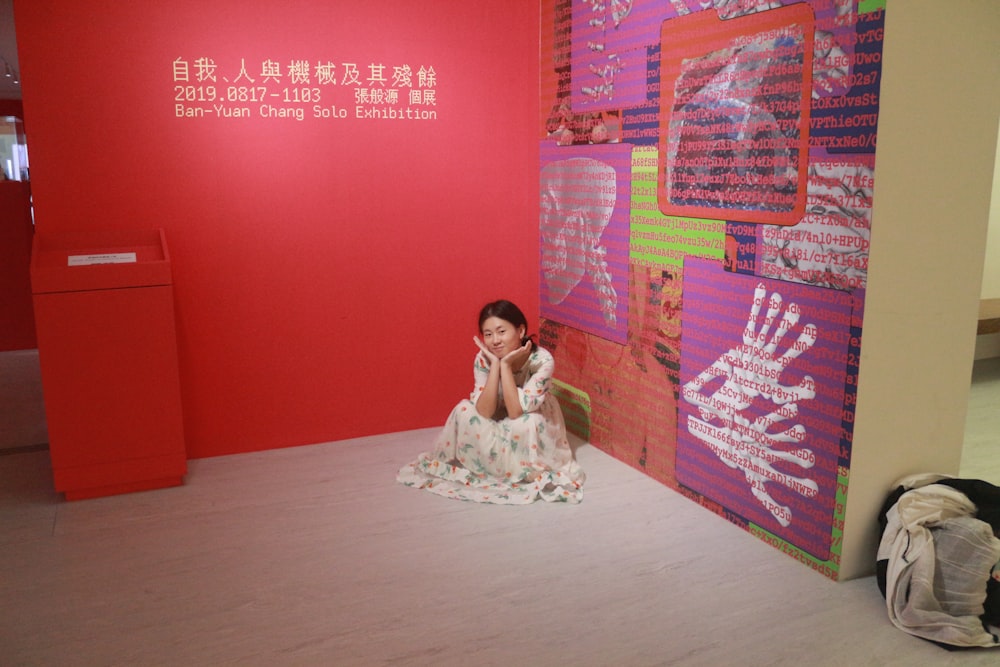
[397,299,585,504]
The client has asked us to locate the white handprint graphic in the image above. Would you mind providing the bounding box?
[681,283,819,526]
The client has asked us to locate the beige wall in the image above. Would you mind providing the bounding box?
[839,0,1000,580]
[977,127,1000,359]
[983,123,1000,299]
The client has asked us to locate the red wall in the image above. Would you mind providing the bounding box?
[0,100,23,118]
[15,0,540,458]
[0,181,35,350]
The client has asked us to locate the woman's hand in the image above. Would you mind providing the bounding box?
[473,336,502,419]
[501,339,533,371]
[473,336,499,365]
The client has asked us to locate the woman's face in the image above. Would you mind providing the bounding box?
[480,316,525,359]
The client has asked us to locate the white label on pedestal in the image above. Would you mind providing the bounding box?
[67,252,138,266]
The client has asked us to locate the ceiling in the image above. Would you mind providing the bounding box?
[1,0,23,101]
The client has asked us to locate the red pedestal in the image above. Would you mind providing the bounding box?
[31,229,187,500]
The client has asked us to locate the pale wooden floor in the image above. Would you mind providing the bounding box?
[1,351,998,665]
[960,356,1000,482]
[0,348,48,452]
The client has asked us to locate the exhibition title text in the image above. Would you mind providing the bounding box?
[172,57,439,121]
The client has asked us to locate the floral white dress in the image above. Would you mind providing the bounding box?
[397,346,585,503]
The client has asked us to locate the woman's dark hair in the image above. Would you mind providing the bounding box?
[478,300,535,346]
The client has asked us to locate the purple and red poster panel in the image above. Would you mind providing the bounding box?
[540,142,632,344]
[676,258,852,560]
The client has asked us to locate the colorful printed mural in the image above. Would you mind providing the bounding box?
[539,0,884,579]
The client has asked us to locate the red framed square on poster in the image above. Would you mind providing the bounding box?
[658,5,814,225]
